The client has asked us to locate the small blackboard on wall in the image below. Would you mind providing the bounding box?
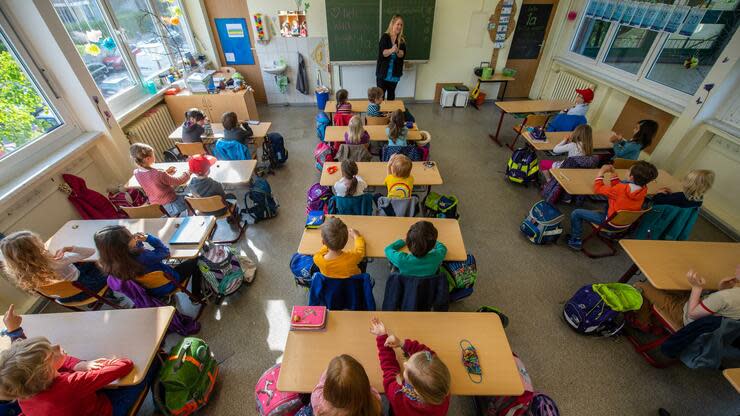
[508,3,553,60]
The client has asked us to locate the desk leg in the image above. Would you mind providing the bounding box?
[618,263,639,283]
[500,81,508,101]
[488,111,506,146]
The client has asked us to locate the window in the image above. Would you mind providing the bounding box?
[53,0,194,106]
[0,27,62,161]
[569,0,739,97]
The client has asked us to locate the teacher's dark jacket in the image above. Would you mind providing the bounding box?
[376,33,407,79]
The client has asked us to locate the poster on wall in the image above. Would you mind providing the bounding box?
[650,4,672,31]
[214,18,254,65]
[679,7,707,36]
[664,5,690,33]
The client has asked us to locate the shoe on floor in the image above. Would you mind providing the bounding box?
[565,234,582,250]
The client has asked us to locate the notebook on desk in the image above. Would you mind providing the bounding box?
[169,217,210,245]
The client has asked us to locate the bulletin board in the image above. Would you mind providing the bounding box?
[214,18,255,65]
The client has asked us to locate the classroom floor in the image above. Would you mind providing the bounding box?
[48,103,738,415]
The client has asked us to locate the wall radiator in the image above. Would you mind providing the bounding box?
[123,104,176,160]
[549,71,593,101]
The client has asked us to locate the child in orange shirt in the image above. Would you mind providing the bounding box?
[313,217,366,278]
[566,161,658,250]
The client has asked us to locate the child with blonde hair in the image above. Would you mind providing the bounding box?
[311,354,382,416]
[313,217,365,278]
[333,160,367,197]
[386,109,408,146]
[652,169,714,208]
[540,124,594,179]
[369,317,451,415]
[344,115,370,145]
[0,231,105,303]
[130,143,191,216]
[0,304,134,416]
[385,153,414,198]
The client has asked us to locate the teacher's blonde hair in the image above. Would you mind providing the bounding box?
[385,14,406,44]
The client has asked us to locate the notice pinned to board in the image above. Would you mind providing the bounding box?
[215,18,254,65]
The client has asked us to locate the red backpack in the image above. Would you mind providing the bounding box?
[478,353,534,416]
[313,142,334,171]
[108,187,148,217]
[62,174,123,219]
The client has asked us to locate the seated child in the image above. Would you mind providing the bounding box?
[563,88,593,116]
[130,143,191,216]
[540,124,593,180]
[313,217,365,278]
[566,161,658,250]
[610,119,658,160]
[0,231,104,303]
[187,154,236,217]
[385,153,414,198]
[221,111,253,148]
[369,317,451,416]
[651,169,714,208]
[336,89,352,114]
[367,87,385,117]
[344,115,370,145]
[633,267,740,330]
[93,225,201,298]
[385,221,447,277]
[181,108,208,143]
[334,160,368,197]
[386,109,408,146]
[0,304,135,416]
[311,354,382,416]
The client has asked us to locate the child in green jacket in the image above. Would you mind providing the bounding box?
[385,221,447,277]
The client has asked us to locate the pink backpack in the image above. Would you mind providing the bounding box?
[481,354,534,416]
[108,188,148,217]
[255,364,303,416]
[313,142,334,171]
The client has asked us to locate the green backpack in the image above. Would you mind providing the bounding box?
[424,192,459,219]
[154,337,219,416]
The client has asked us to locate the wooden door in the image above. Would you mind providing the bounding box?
[612,97,674,155]
[203,0,266,103]
[503,0,557,98]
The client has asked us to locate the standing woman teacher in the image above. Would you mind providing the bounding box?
[376,15,406,100]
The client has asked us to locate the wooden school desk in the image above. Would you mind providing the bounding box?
[523,130,614,152]
[297,215,466,261]
[549,168,682,196]
[723,368,740,393]
[470,74,516,108]
[46,217,216,261]
[324,125,421,142]
[617,240,740,290]
[320,161,443,187]
[168,121,271,144]
[489,99,572,146]
[0,307,175,386]
[126,160,256,188]
[279,311,523,396]
[324,100,405,114]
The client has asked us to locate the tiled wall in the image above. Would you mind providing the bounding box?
[254,37,330,105]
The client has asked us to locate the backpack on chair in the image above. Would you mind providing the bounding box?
[423,192,460,219]
[154,337,219,416]
[313,142,334,171]
[108,187,148,217]
[245,176,279,222]
[306,183,332,214]
[506,148,539,185]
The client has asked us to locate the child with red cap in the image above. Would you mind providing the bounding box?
[564,87,593,117]
[187,154,236,217]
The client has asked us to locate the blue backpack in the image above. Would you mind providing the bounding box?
[520,201,563,244]
[290,253,318,287]
[563,284,632,337]
[506,147,539,185]
[316,112,331,142]
[245,176,278,222]
[381,145,424,162]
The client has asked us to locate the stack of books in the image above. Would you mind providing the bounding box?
[290,305,327,331]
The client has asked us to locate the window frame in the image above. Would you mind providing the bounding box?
[565,0,732,105]
[0,6,82,185]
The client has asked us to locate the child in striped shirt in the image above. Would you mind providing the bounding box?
[336,89,352,114]
[367,86,385,117]
[130,143,191,216]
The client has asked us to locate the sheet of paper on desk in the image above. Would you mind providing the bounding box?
[169,217,209,245]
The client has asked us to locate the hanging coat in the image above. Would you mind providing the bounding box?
[62,174,123,219]
[296,52,309,95]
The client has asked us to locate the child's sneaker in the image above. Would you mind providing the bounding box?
[565,234,582,250]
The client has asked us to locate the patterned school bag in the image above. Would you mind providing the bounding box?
[506,148,539,185]
[154,337,219,416]
[306,183,332,214]
[477,353,535,416]
[424,192,460,219]
[198,244,244,301]
[563,283,643,336]
[520,200,563,244]
[255,363,303,416]
[314,142,334,171]
[527,393,560,416]
[108,187,148,217]
[441,254,477,302]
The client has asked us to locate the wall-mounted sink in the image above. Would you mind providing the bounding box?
[262,62,287,75]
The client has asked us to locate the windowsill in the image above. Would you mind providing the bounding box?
[705,119,740,143]
[553,56,688,116]
[0,131,101,209]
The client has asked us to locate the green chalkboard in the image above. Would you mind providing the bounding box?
[325,0,380,62]
[382,0,436,61]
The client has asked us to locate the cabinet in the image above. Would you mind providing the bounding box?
[165,89,259,125]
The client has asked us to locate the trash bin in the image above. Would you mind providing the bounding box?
[315,89,329,111]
